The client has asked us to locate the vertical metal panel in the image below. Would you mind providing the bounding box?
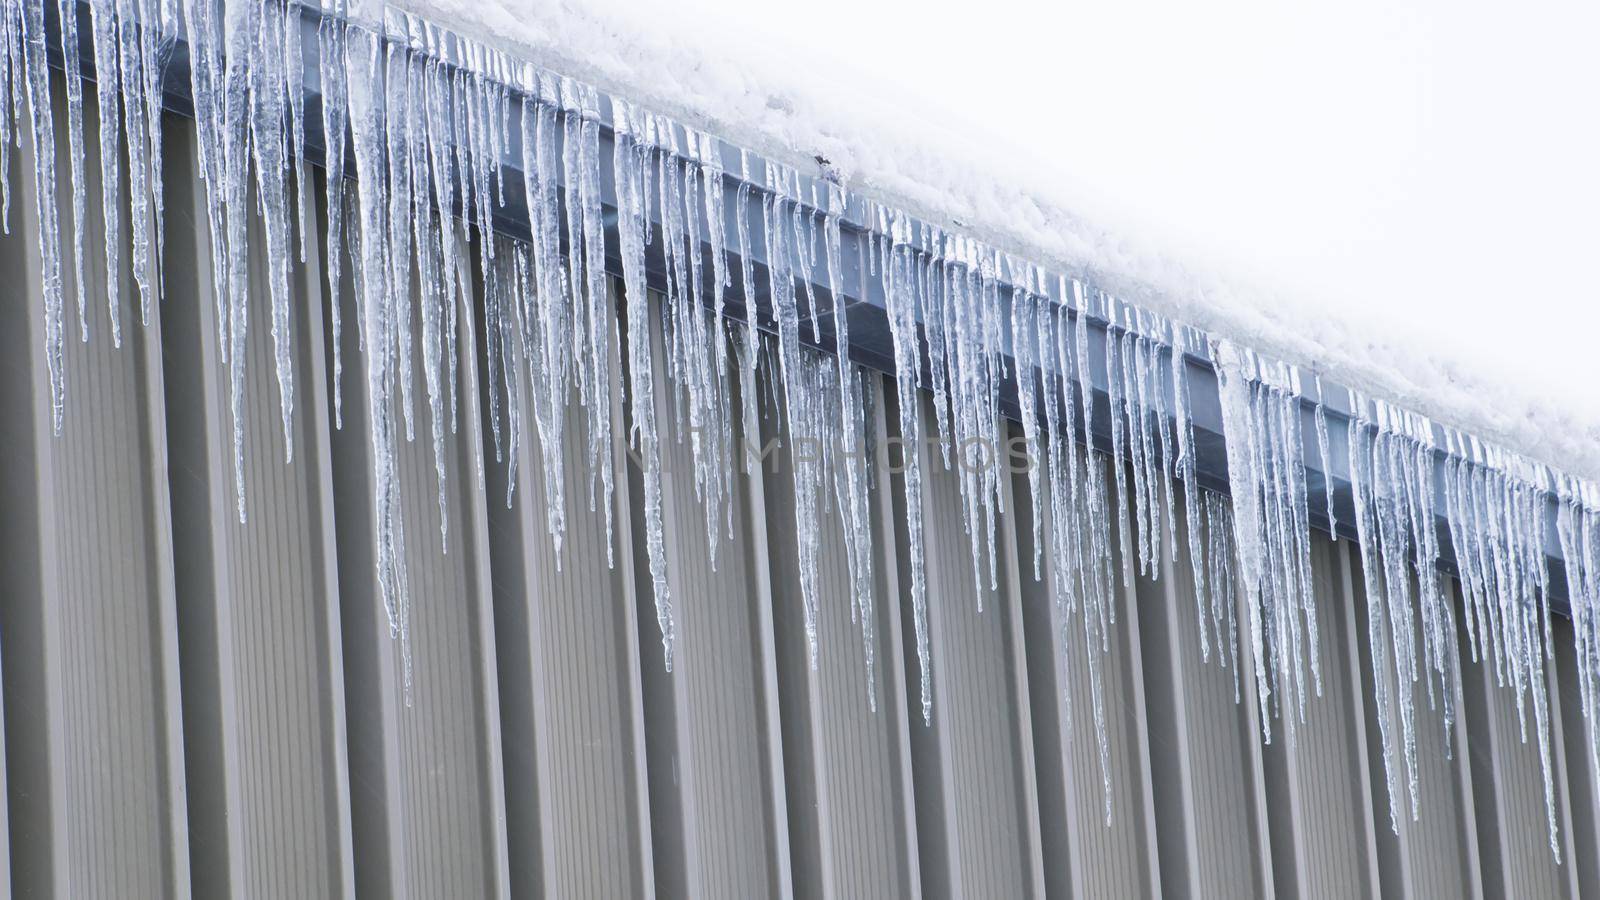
[1352,563,1482,899]
[1133,491,1272,899]
[1541,625,1584,898]
[1017,462,1168,900]
[762,373,920,900]
[162,131,356,900]
[1551,617,1600,896]
[900,401,1045,900]
[0,88,190,898]
[0,118,39,900]
[1259,536,1385,900]
[1461,584,1575,899]
[631,311,791,899]
[485,288,655,899]
[1260,534,1388,890]
[327,232,511,898]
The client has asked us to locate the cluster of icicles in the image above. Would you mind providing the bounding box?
[4,0,1599,856]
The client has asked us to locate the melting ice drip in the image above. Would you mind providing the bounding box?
[2,0,1598,854]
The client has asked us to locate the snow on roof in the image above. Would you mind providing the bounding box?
[392,0,1600,481]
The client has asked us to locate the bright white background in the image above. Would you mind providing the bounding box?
[420,0,1600,466]
[583,0,1599,406]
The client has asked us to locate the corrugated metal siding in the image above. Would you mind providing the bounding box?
[0,85,189,899]
[163,122,354,900]
[0,92,1596,900]
[1134,495,1272,899]
[762,382,920,900]
[1260,539,1383,900]
[486,270,653,898]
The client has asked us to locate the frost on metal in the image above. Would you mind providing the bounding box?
[3,0,1598,855]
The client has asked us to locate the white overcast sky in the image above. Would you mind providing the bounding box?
[571,0,1600,425]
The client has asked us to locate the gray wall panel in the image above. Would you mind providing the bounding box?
[1133,491,1272,900]
[0,86,189,899]
[1353,565,1481,900]
[1062,470,1164,900]
[1463,590,1575,899]
[1260,538,1383,900]
[163,132,356,900]
[904,406,1044,900]
[632,312,790,900]
[762,374,920,900]
[1017,461,1168,900]
[486,289,655,900]
[1553,617,1600,896]
[327,232,511,899]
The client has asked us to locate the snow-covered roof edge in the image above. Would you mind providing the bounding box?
[394,0,1600,484]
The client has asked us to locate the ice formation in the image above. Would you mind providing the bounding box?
[1,0,1596,856]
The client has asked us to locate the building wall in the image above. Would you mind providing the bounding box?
[0,90,1594,900]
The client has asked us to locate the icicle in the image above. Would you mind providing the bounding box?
[1047,291,1083,596]
[841,367,878,707]
[422,57,460,441]
[1105,311,1136,590]
[383,45,415,448]
[1123,331,1153,578]
[666,141,732,572]
[576,85,616,565]
[137,0,172,287]
[613,100,674,668]
[20,0,64,431]
[928,254,947,461]
[1348,400,1405,830]
[1211,343,1329,737]
[821,187,876,704]
[977,258,1002,596]
[89,0,123,349]
[560,83,590,421]
[113,0,154,326]
[947,256,983,602]
[1012,289,1044,580]
[1370,421,1422,819]
[734,153,761,495]
[320,17,349,427]
[1036,300,1070,606]
[1172,326,1211,660]
[496,240,524,519]
[1071,283,1114,623]
[1151,333,1178,568]
[1206,492,1244,700]
[254,0,296,461]
[408,53,447,550]
[1213,340,1275,741]
[883,217,933,723]
[182,0,230,370]
[1287,381,1321,697]
[221,0,259,520]
[1,0,12,231]
[1314,375,1338,534]
[941,243,1005,607]
[56,0,90,342]
[766,165,827,667]
[346,17,411,689]
[285,3,309,264]
[522,92,569,552]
